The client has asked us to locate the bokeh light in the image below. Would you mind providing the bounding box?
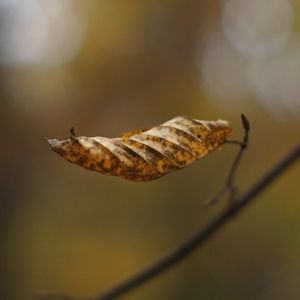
[199,33,249,102]
[222,0,294,58]
[198,0,300,118]
[0,0,84,66]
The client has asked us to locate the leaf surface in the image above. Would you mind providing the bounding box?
[47,116,232,181]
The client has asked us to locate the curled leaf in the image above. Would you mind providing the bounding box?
[47,116,232,181]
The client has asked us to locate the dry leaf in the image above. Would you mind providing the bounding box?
[47,116,232,181]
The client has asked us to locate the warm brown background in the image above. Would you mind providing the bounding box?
[1,1,300,299]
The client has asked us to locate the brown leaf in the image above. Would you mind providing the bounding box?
[47,116,232,181]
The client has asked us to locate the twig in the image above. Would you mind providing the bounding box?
[37,120,300,300]
[203,113,249,205]
[228,115,249,175]
[95,142,300,300]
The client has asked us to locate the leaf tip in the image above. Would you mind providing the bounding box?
[45,138,60,150]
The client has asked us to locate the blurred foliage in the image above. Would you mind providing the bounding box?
[1,1,300,300]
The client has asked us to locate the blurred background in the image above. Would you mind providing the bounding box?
[1,0,300,299]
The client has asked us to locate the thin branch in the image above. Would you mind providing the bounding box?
[203,113,249,205]
[38,123,300,299]
[96,142,300,300]
[227,115,249,184]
